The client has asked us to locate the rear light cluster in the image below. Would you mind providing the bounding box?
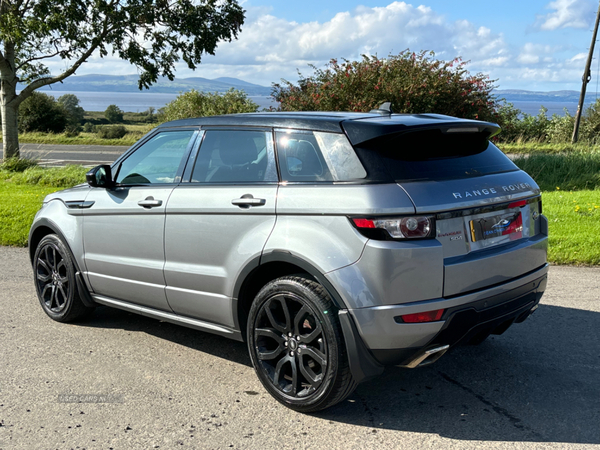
[351,216,435,240]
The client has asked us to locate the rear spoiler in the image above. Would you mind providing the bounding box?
[341,114,501,146]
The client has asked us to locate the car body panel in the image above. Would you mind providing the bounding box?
[443,231,548,296]
[325,238,444,309]
[264,184,415,277]
[163,184,278,326]
[29,185,90,270]
[345,263,548,351]
[399,171,540,214]
[82,186,175,311]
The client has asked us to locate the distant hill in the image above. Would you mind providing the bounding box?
[26,74,271,96]
[22,76,598,105]
[494,89,597,103]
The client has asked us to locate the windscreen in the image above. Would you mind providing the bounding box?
[358,129,518,182]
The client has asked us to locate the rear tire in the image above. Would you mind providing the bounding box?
[247,276,356,412]
[33,234,94,322]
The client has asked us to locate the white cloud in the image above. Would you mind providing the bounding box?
[516,43,558,65]
[537,0,595,30]
[569,52,588,62]
[186,2,510,85]
[38,1,592,91]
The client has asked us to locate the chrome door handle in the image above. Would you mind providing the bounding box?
[138,197,163,208]
[231,195,266,208]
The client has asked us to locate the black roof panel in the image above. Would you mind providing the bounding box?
[158,112,500,143]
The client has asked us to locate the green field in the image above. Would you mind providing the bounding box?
[0,182,63,246]
[542,190,600,265]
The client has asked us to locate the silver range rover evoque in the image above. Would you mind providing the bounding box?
[29,109,548,412]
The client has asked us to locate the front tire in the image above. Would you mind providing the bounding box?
[33,234,94,322]
[247,276,356,412]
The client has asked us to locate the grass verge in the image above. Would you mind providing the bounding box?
[0,183,61,247]
[15,129,148,146]
[511,151,600,191]
[498,142,600,154]
[542,190,600,266]
[0,166,87,247]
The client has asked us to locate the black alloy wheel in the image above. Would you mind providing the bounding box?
[248,276,356,412]
[33,234,93,322]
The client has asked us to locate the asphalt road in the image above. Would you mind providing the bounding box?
[1,247,599,449]
[0,144,128,167]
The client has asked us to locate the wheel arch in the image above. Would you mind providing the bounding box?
[234,251,349,341]
[29,218,68,266]
[235,251,385,385]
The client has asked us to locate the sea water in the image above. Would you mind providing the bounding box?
[38,90,593,117]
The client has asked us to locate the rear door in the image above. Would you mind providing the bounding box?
[163,128,278,327]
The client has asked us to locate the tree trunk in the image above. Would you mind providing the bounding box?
[0,38,20,160]
[1,100,19,160]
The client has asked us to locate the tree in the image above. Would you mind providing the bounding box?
[19,91,67,133]
[105,104,124,123]
[272,51,499,122]
[159,88,258,122]
[0,0,245,159]
[57,93,85,125]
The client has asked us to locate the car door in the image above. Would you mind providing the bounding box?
[83,128,199,311]
[163,128,278,327]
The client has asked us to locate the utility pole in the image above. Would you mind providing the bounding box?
[572,2,600,144]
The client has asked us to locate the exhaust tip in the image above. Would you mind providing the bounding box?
[399,344,450,369]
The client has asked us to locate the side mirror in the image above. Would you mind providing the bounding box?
[86,165,115,188]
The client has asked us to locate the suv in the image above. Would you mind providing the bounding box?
[29,110,548,412]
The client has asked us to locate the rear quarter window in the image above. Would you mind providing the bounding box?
[276,130,366,182]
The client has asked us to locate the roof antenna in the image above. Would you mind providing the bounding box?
[369,102,394,115]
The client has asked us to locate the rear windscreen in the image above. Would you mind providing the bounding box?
[357,129,518,182]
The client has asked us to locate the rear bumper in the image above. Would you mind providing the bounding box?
[347,263,548,366]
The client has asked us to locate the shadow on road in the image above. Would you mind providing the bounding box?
[77,303,600,444]
[79,305,252,367]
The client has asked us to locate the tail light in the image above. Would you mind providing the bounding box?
[351,216,435,240]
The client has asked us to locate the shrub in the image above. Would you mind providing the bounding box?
[159,88,259,122]
[105,104,124,123]
[96,125,127,139]
[18,91,68,133]
[500,99,600,145]
[272,51,499,121]
[0,157,38,172]
[64,124,81,137]
[547,112,575,143]
[82,122,95,133]
[494,103,551,143]
[579,99,600,144]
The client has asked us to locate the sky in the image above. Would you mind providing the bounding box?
[61,0,600,91]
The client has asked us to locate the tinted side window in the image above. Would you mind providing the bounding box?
[191,130,277,183]
[116,130,195,185]
[276,131,366,182]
